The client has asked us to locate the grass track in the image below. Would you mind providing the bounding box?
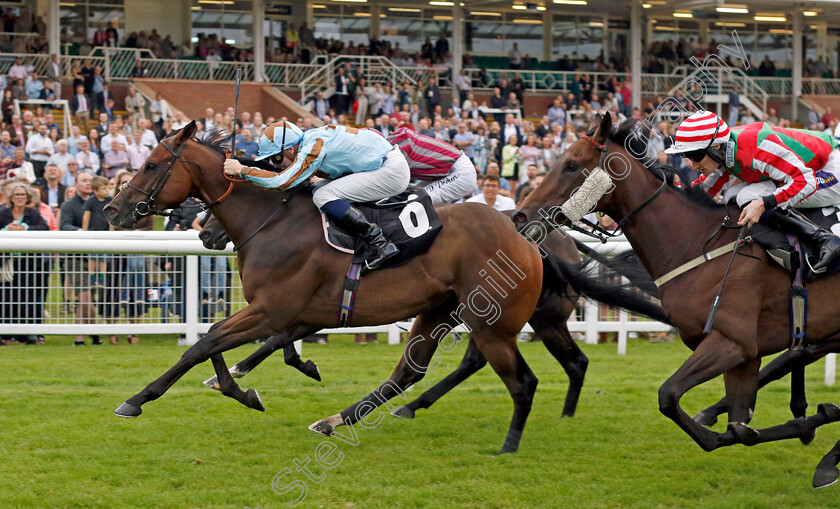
[2,335,840,508]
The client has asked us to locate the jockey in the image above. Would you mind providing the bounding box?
[665,110,840,272]
[223,121,410,270]
[387,126,477,204]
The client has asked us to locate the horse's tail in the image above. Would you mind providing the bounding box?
[572,238,658,297]
[542,250,671,325]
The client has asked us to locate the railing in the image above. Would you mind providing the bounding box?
[264,63,319,87]
[0,32,41,53]
[136,58,255,82]
[0,53,51,78]
[0,230,672,357]
[668,66,768,117]
[89,47,156,80]
[13,99,72,138]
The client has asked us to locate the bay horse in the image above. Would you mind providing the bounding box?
[513,113,840,484]
[104,121,546,454]
[197,214,672,418]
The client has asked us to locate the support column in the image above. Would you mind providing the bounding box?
[697,19,708,48]
[253,0,266,82]
[792,9,802,122]
[630,0,642,110]
[183,0,193,47]
[601,15,609,63]
[452,1,463,80]
[47,0,60,57]
[370,1,381,41]
[542,10,552,61]
[816,21,828,63]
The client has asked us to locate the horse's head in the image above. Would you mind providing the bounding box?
[513,114,616,241]
[105,121,200,229]
[199,214,231,250]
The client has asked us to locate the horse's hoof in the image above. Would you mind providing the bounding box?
[728,422,760,445]
[114,401,142,418]
[391,405,415,419]
[813,464,839,489]
[246,388,265,412]
[302,360,321,382]
[818,403,840,421]
[801,427,817,446]
[203,375,221,391]
[694,410,718,428]
[309,420,334,436]
[494,447,518,456]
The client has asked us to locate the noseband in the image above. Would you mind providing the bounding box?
[122,138,235,220]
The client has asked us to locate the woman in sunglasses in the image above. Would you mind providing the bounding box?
[223,120,410,271]
[666,110,840,272]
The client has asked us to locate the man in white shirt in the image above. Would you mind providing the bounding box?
[46,54,62,99]
[206,50,222,70]
[172,110,188,130]
[99,123,128,154]
[75,139,100,175]
[466,175,516,212]
[454,68,471,104]
[137,119,158,148]
[508,43,523,69]
[7,57,27,81]
[24,124,54,183]
[127,131,151,170]
[47,139,75,173]
[503,113,521,145]
[203,107,215,130]
[124,86,146,131]
[66,125,86,155]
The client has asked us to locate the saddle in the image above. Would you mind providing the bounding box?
[752,206,840,280]
[320,185,443,270]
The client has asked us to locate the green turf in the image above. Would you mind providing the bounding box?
[2,336,839,508]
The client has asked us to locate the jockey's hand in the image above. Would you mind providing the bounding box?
[738,198,765,228]
[224,158,244,177]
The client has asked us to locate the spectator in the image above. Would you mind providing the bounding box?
[425,80,441,118]
[125,86,146,130]
[202,107,215,130]
[501,134,521,195]
[454,68,470,104]
[453,122,477,161]
[822,107,836,128]
[535,116,552,138]
[81,175,112,286]
[24,124,54,183]
[515,164,540,203]
[383,84,396,116]
[502,113,521,145]
[150,92,173,128]
[94,112,110,137]
[312,91,328,119]
[102,142,129,179]
[233,128,258,160]
[90,67,106,114]
[758,56,776,77]
[518,134,540,179]
[1,89,13,124]
[66,125,86,155]
[431,118,450,142]
[0,182,49,345]
[131,60,147,79]
[62,159,81,186]
[539,135,558,173]
[43,139,72,175]
[46,54,62,98]
[0,131,14,161]
[466,174,515,211]
[100,123,128,154]
[334,66,351,115]
[126,132,150,171]
[728,84,740,126]
[136,119,158,148]
[4,147,36,183]
[7,57,26,81]
[25,72,45,100]
[435,32,449,59]
[472,126,490,173]
[354,77,369,126]
[206,49,222,70]
[75,139,100,175]
[70,85,91,133]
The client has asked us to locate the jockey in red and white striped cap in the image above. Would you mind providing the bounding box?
[666,110,840,272]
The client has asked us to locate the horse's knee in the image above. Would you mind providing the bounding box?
[658,383,679,417]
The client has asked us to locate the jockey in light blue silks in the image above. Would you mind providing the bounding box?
[223,121,410,270]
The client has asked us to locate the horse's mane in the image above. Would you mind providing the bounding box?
[588,117,725,210]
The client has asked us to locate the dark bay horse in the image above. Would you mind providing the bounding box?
[198,214,672,418]
[104,122,545,453]
[513,113,840,484]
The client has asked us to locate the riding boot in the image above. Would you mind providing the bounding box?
[765,208,840,272]
[335,205,399,270]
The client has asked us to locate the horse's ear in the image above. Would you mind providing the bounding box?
[588,114,602,132]
[594,113,612,144]
[181,120,197,140]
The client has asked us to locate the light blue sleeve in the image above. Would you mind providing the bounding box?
[243,137,328,190]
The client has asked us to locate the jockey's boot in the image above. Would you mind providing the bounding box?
[766,208,840,272]
[338,205,399,270]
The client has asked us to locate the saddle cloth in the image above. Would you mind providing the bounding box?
[752,205,840,280]
[321,186,443,270]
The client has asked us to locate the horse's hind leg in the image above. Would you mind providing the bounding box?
[814,439,840,488]
[529,303,587,417]
[309,299,457,436]
[392,336,487,419]
[209,354,265,411]
[203,326,321,390]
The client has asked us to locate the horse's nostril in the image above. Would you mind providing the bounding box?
[511,211,527,226]
[103,206,117,220]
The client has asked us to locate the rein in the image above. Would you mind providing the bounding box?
[124,139,235,220]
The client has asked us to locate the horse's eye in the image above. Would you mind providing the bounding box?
[564,161,579,173]
[146,162,157,171]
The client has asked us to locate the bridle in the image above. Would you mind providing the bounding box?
[563,134,667,243]
[121,137,236,221]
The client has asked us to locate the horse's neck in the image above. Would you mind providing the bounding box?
[604,172,730,283]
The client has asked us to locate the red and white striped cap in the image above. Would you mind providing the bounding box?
[664,111,730,154]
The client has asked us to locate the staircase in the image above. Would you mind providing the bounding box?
[668,65,767,120]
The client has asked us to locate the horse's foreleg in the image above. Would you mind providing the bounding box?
[391,335,486,419]
[115,308,272,418]
[310,301,455,436]
[658,330,752,452]
[814,439,840,488]
[203,327,321,390]
[209,354,266,411]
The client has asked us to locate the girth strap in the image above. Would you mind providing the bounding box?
[337,262,363,327]
[654,236,753,288]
